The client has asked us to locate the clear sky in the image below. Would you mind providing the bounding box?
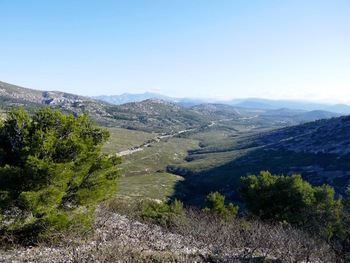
[1,0,349,102]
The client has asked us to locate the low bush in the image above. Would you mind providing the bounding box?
[108,197,186,229]
[104,197,334,262]
[204,191,238,218]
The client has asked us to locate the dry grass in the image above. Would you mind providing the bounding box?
[116,172,184,202]
[1,198,338,263]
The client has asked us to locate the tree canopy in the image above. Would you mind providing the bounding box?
[204,191,238,218]
[240,171,349,260]
[0,107,121,243]
[240,171,342,225]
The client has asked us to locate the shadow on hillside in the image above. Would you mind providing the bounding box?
[168,148,350,207]
[168,148,268,207]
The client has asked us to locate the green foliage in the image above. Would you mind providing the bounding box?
[0,107,121,243]
[239,171,343,225]
[137,199,185,228]
[240,171,350,260]
[204,191,238,218]
[240,171,316,224]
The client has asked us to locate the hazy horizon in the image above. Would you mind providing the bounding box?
[93,90,349,105]
[1,1,349,103]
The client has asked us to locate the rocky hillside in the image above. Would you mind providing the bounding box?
[105,98,212,132]
[0,81,210,132]
[259,115,350,155]
[0,204,334,262]
[0,81,117,126]
[0,81,91,106]
[93,92,175,105]
[0,81,342,132]
[247,115,350,196]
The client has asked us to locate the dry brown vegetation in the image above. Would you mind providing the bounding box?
[1,198,337,262]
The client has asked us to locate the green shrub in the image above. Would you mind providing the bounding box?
[240,171,349,260]
[239,171,342,226]
[136,199,185,228]
[0,107,121,244]
[204,191,239,218]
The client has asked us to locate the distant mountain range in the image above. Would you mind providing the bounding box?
[0,80,345,132]
[93,93,211,107]
[227,98,350,114]
[93,93,350,114]
[94,92,174,105]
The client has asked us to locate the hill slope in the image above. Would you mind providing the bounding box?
[0,80,90,106]
[169,115,350,205]
[0,80,118,126]
[0,81,211,132]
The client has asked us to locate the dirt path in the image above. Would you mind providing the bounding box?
[118,148,143,156]
[117,128,196,157]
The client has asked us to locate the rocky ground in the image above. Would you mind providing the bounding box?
[0,209,211,263]
[0,204,335,263]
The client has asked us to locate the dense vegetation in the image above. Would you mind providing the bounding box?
[0,107,121,244]
[203,191,238,218]
[240,171,350,262]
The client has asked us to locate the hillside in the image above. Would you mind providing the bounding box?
[191,103,341,125]
[0,80,348,202]
[105,98,212,132]
[0,80,118,126]
[169,115,350,206]
[93,92,210,106]
[0,80,91,107]
[258,115,350,155]
[253,115,350,195]
[0,81,208,132]
[93,92,175,105]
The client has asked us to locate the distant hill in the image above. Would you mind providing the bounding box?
[93,92,175,105]
[93,93,211,107]
[0,80,91,107]
[0,81,210,132]
[226,98,350,114]
[232,100,275,110]
[94,92,350,114]
[191,103,342,125]
[105,98,212,132]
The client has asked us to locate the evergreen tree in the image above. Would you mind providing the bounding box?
[0,107,121,243]
[240,171,349,260]
[204,191,238,218]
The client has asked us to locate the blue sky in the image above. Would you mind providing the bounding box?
[1,0,349,102]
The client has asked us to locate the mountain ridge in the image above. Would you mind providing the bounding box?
[1,80,342,133]
[93,92,350,114]
[0,80,92,106]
